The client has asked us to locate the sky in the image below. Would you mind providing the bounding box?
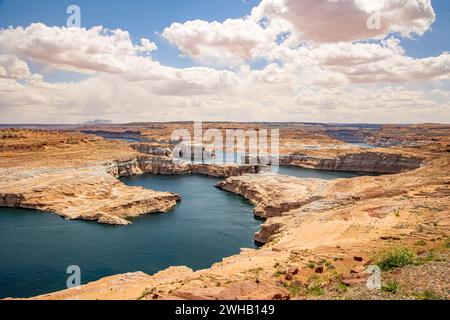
[0,0,449,124]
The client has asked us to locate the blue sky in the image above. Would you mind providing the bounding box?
[0,0,261,68]
[1,0,449,66]
[0,0,449,124]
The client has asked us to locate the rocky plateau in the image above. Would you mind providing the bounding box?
[1,123,449,300]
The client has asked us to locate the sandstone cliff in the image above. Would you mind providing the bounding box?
[280,151,423,174]
[3,126,449,300]
[0,130,263,225]
[28,152,449,300]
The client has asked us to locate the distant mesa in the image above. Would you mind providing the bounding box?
[82,119,113,125]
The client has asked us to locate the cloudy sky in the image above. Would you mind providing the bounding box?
[0,0,449,124]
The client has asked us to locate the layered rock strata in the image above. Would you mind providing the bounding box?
[28,153,450,300]
[0,130,261,225]
[245,151,423,174]
[280,152,423,174]
[130,143,172,156]
[3,127,449,300]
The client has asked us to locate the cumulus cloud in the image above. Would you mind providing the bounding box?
[0,54,31,80]
[0,23,158,74]
[162,17,289,66]
[269,39,450,84]
[162,0,436,65]
[255,0,435,43]
[0,1,448,124]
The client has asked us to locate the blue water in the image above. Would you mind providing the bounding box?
[350,142,379,149]
[0,170,362,299]
[107,137,140,142]
[0,175,260,299]
[276,166,369,179]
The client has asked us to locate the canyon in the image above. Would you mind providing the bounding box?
[0,130,261,225]
[0,123,449,300]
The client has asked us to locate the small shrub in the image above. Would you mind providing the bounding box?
[307,262,316,269]
[285,281,304,297]
[335,282,348,293]
[376,247,415,271]
[274,270,285,277]
[381,280,400,294]
[307,283,324,296]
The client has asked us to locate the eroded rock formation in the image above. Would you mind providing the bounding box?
[280,152,423,174]
[2,125,449,300]
[0,130,263,225]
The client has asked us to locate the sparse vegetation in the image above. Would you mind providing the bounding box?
[335,282,348,293]
[307,283,324,296]
[285,281,304,297]
[376,247,415,271]
[415,250,445,265]
[415,240,427,246]
[415,252,436,265]
[274,270,285,277]
[248,267,263,274]
[305,275,325,296]
[381,280,400,294]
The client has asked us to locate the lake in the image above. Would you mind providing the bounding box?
[0,168,365,298]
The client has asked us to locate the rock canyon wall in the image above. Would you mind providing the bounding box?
[279,152,423,174]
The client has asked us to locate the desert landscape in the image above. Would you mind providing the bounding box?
[1,122,448,300]
[1,0,449,308]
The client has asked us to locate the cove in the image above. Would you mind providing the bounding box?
[0,170,365,299]
[0,175,260,299]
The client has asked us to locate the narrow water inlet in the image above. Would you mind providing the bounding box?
[0,175,260,299]
[0,169,373,299]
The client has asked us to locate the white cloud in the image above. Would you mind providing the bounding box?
[162,0,436,65]
[0,54,31,80]
[269,39,450,84]
[0,23,158,74]
[162,18,288,66]
[0,1,448,124]
[255,0,435,43]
